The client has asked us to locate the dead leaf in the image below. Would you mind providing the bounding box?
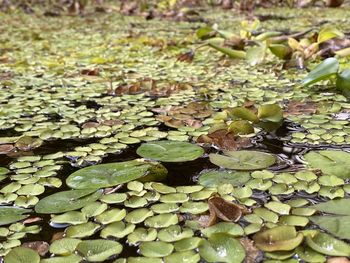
[285,100,317,116]
[82,122,100,128]
[22,241,49,256]
[177,50,194,62]
[208,196,246,222]
[240,238,261,263]
[15,136,43,151]
[23,217,42,224]
[0,144,14,154]
[51,232,65,243]
[81,68,100,76]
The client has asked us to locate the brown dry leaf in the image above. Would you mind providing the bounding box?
[285,100,317,116]
[23,217,42,224]
[240,238,261,263]
[177,50,194,63]
[80,68,100,76]
[51,232,65,243]
[197,213,217,227]
[327,258,350,263]
[0,144,14,154]
[15,136,43,151]
[22,241,49,256]
[82,122,100,128]
[208,196,245,222]
[199,129,252,151]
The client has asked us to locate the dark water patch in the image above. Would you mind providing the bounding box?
[0,127,22,137]
[70,100,102,110]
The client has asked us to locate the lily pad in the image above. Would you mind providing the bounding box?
[49,238,82,255]
[0,207,31,226]
[76,239,122,262]
[136,141,204,162]
[209,150,276,170]
[253,226,303,252]
[35,189,102,214]
[198,170,250,187]
[305,232,350,256]
[4,247,40,263]
[66,160,167,189]
[304,150,350,179]
[139,241,174,257]
[198,233,245,263]
[310,216,350,239]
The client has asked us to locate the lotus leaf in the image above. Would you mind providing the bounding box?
[76,239,122,262]
[66,160,167,189]
[35,189,102,214]
[209,150,276,170]
[198,233,245,263]
[253,226,303,252]
[136,141,204,162]
[100,221,135,239]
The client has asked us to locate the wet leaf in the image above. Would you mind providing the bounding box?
[35,189,102,214]
[310,216,350,239]
[4,247,40,263]
[304,150,350,179]
[209,150,276,170]
[139,241,174,257]
[76,239,122,262]
[0,207,31,226]
[253,226,303,252]
[305,232,350,256]
[198,233,246,263]
[198,170,250,187]
[66,160,167,189]
[136,141,204,162]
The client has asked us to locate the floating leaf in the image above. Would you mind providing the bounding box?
[0,207,31,226]
[198,233,245,263]
[35,189,102,214]
[336,69,350,98]
[66,160,167,189]
[164,250,200,263]
[253,226,303,252]
[76,239,122,262]
[208,196,244,222]
[40,254,82,263]
[304,150,350,179]
[305,232,350,256]
[49,238,81,256]
[209,150,276,170]
[301,58,339,87]
[139,241,174,257]
[257,104,283,123]
[310,216,350,239]
[198,170,250,187]
[246,45,266,66]
[4,247,40,263]
[136,141,204,162]
[202,222,244,237]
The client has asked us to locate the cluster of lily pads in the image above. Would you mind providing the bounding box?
[1,5,350,263]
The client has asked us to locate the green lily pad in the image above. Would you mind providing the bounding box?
[66,160,167,189]
[158,225,194,242]
[304,150,350,179]
[310,215,350,239]
[164,250,200,263]
[35,189,102,214]
[201,222,244,238]
[4,247,40,263]
[198,170,250,187]
[173,237,202,252]
[39,254,82,263]
[100,221,135,239]
[253,226,303,252]
[209,150,276,170]
[144,213,179,228]
[127,228,157,245]
[49,238,82,255]
[76,239,122,262]
[139,241,174,257]
[295,246,326,263]
[311,198,350,215]
[198,233,245,263]
[305,232,350,256]
[0,207,31,226]
[136,141,204,162]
